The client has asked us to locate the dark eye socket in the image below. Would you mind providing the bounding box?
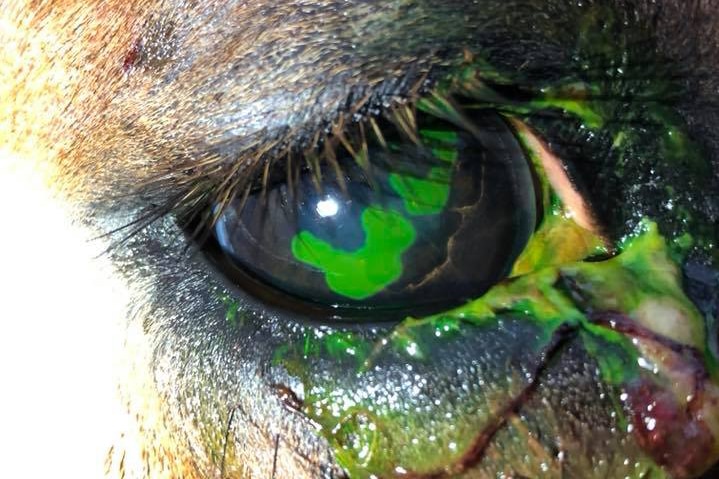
[205,108,539,320]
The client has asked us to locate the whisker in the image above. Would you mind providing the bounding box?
[220,407,236,479]
[271,434,280,479]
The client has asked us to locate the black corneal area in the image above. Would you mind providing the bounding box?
[203,110,538,321]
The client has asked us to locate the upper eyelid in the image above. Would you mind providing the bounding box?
[105,5,709,243]
[115,82,633,244]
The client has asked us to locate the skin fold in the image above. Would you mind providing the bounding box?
[1,1,719,478]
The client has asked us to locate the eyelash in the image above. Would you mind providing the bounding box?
[106,45,702,266]
[108,89,438,247]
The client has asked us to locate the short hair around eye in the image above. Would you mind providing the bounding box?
[14,1,716,478]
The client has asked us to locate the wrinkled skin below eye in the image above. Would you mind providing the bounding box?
[3,1,719,479]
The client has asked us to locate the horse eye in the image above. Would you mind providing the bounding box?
[207,109,538,320]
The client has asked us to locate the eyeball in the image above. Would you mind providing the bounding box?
[211,111,538,319]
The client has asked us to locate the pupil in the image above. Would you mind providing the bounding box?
[210,110,538,320]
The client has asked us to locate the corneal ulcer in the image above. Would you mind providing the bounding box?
[218,6,718,478]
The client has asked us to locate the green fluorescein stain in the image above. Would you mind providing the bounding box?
[431,147,458,163]
[388,138,457,216]
[419,128,459,145]
[291,207,416,300]
[388,167,452,216]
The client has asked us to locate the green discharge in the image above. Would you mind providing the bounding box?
[510,125,609,276]
[440,221,711,382]
[217,293,242,326]
[511,209,608,276]
[567,219,717,374]
[292,207,416,300]
[581,325,638,387]
[321,331,373,364]
[535,95,602,127]
[532,82,605,129]
[274,219,712,477]
[426,6,717,264]
[274,10,719,472]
